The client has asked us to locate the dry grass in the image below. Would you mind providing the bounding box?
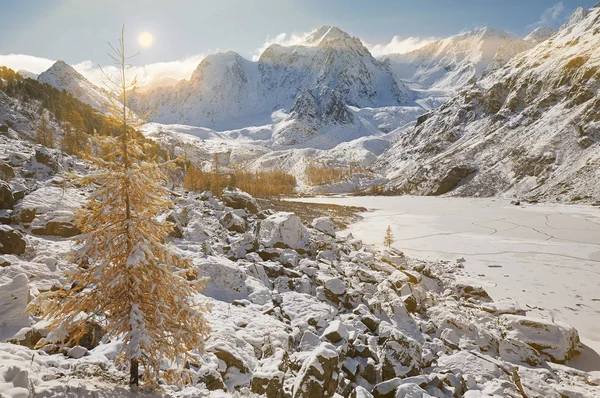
[258,198,367,229]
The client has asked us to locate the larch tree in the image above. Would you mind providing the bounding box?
[384,225,394,248]
[35,116,54,148]
[62,110,90,155]
[35,27,210,387]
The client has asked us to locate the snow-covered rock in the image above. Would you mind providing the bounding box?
[499,315,581,363]
[292,342,340,398]
[311,217,336,237]
[259,212,310,250]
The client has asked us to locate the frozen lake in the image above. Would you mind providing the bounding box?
[290,196,600,366]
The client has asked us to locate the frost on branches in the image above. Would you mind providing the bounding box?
[29,27,211,388]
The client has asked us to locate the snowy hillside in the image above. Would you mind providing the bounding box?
[38,60,116,113]
[375,4,600,200]
[382,27,538,92]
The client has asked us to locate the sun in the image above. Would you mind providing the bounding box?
[138,31,154,48]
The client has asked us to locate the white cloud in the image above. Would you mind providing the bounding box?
[252,31,311,61]
[0,53,205,88]
[0,54,55,75]
[363,36,438,57]
[530,2,566,28]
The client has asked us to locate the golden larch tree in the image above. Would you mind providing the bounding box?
[384,225,394,248]
[35,116,54,148]
[36,27,210,387]
[61,110,90,155]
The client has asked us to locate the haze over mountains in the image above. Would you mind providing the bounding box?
[10,3,600,198]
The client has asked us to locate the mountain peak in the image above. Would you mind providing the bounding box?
[460,26,515,40]
[560,7,589,32]
[38,60,114,112]
[303,26,355,46]
[524,26,556,43]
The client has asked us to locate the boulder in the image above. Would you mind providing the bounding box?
[12,206,36,224]
[0,225,26,255]
[292,342,340,398]
[220,212,247,233]
[196,367,226,391]
[455,283,491,301]
[31,210,80,237]
[0,161,15,181]
[380,330,422,380]
[35,147,58,172]
[67,345,88,359]
[0,182,15,210]
[499,315,581,363]
[373,376,430,398]
[312,217,336,236]
[221,186,260,213]
[321,320,351,344]
[68,322,104,349]
[259,212,310,250]
[251,372,285,398]
[209,343,250,374]
[498,337,543,366]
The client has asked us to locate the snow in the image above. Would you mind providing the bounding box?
[0,274,31,342]
[289,196,600,362]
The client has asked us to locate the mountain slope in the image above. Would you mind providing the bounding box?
[375,6,600,200]
[37,61,115,113]
[382,27,535,91]
[130,26,411,130]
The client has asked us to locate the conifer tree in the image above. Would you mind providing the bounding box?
[61,111,90,155]
[35,117,54,148]
[384,225,394,248]
[36,27,210,387]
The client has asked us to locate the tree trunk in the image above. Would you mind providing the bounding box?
[130,358,139,386]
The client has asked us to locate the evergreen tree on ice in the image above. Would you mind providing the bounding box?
[384,225,394,248]
[35,27,211,388]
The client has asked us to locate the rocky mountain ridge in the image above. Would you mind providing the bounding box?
[375,5,600,201]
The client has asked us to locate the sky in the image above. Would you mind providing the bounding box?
[0,0,597,86]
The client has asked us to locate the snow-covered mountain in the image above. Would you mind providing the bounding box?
[37,60,114,113]
[524,27,556,44]
[382,27,535,91]
[375,5,600,200]
[130,26,411,130]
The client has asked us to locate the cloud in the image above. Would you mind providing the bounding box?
[252,31,311,61]
[0,54,55,75]
[530,2,566,28]
[252,29,437,60]
[363,36,438,57]
[0,53,205,88]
